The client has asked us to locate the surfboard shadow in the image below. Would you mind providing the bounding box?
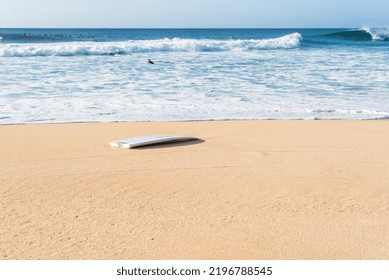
[134,139,204,150]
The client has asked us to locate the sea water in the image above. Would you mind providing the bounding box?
[0,27,388,124]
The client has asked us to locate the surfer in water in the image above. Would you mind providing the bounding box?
[147,59,155,64]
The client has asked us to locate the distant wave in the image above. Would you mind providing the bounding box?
[0,33,96,44]
[0,33,302,57]
[325,26,389,41]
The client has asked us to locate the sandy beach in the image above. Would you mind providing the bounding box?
[1,120,389,259]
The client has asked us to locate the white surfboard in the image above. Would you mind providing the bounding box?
[109,135,200,149]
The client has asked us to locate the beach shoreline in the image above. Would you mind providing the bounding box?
[1,120,389,259]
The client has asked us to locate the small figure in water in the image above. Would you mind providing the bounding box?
[147,59,155,64]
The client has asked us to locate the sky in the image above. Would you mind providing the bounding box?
[1,0,388,28]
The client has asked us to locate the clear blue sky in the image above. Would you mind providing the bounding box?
[2,0,388,28]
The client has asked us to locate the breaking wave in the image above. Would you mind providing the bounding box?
[0,33,302,57]
[325,26,389,41]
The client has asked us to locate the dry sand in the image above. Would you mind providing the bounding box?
[1,120,389,259]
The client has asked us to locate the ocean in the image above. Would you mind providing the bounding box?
[0,27,388,124]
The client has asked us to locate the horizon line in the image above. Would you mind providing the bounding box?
[0,26,363,29]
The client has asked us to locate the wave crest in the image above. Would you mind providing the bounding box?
[0,33,302,57]
[362,26,389,41]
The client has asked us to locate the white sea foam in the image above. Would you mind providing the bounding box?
[362,26,381,40]
[0,33,302,57]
